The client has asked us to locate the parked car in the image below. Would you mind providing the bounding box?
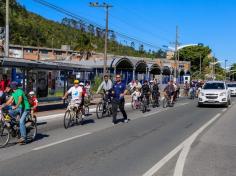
[227,82,236,96]
[198,81,231,107]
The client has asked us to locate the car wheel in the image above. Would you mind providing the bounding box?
[197,103,202,107]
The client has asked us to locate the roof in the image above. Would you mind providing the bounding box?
[0,57,93,71]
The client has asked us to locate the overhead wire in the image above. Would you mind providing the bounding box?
[32,0,166,50]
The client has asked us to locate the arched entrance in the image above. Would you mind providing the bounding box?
[162,66,171,84]
[135,60,148,82]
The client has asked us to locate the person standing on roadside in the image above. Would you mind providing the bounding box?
[0,74,10,92]
[111,74,129,124]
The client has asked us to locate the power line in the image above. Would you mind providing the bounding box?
[32,0,165,50]
[109,1,173,38]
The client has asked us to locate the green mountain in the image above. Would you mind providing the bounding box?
[0,0,166,59]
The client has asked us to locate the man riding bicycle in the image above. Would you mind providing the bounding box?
[163,80,175,105]
[62,80,83,118]
[151,80,160,106]
[141,80,151,106]
[0,82,31,144]
[96,75,113,112]
[96,74,113,99]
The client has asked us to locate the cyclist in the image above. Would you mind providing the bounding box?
[0,82,31,144]
[151,80,160,106]
[141,80,151,106]
[96,75,113,112]
[163,80,175,105]
[96,74,113,95]
[62,80,83,117]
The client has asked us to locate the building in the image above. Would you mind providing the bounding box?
[0,44,191,100]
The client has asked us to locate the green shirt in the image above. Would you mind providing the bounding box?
[12,89,30,110]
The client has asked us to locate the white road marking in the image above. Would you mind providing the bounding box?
[222,109,227,112]
[32,133,91,151]
[142,113,221,176]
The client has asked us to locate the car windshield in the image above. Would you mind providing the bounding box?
[227,84,236,87]
[203,83,225,89]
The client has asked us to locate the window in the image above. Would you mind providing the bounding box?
[203,83,225,90]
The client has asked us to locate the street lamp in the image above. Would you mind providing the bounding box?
[89,2,113,77]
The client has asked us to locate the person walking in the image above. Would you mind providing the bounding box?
[111,74,129,124]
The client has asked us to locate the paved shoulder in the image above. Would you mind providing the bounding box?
[184,104,236,176]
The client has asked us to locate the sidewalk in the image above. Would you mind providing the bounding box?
[184,104,236,176]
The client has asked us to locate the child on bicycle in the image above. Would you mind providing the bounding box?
[131,87,141,108]
[28,91,38,120]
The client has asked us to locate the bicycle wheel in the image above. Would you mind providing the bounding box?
[96,102,104,119]
[64,110,71,129]
[0,125,10,148]
[84,105,89,116]
[26,120,37,142]
[163,98,168,108]
[107,103,113,117]
[131,100,135,110]
[142,98,147,113]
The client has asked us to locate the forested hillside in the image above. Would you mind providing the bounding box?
[0,0,166,59]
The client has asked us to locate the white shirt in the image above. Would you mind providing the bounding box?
[67,86,83,101]
[131,91,141,101]
[96,79,113,93]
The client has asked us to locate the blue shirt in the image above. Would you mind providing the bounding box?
[113,82,126,100]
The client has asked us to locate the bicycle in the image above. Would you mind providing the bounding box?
[140,94,149,113]
[131,97,141,110]
[0,109,37,148]
[96,91,112,119]
[163,95,174,108]
[151,92,160,108]
[63,100,83,129]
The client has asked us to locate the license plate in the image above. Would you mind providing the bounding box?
[207,100,215,102]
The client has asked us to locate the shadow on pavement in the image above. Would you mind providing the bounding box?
[36,121,47,126]
[34,133,50,142]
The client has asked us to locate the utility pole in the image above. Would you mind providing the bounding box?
[90,2,112,77]
[5,0,9,57]
[225,59,228,81]
[200,54,202,75]
[174,25,179,81]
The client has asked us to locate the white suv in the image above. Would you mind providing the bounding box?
[198,81,231,107]
[227,82,236,96]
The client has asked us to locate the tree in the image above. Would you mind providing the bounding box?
[179,45,212,73]
[131,42,135,49]
[109,30,116,41]
[139,44,144,53]
[87,24,95,35]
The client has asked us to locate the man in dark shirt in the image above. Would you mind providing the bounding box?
[111,74,128,124]
[164,80,175,104]
[151,80,160,106]
[141,80,151,105]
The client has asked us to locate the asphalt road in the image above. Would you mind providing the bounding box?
[0,97,234,176]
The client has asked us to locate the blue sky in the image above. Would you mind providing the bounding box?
[17,0,236,66]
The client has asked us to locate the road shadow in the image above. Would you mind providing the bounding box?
[36,121,47,126]
[33,133,50,142]
[80,119,95,125]
[198,105,228,108]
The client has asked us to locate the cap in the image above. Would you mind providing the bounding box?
[10,81,18,90]
[74,80,79,84]
[79,82,84,86]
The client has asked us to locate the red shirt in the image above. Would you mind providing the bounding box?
[0,80,10,91]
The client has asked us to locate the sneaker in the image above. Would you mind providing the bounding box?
[17,138,25,144]
[124,119,130,123]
